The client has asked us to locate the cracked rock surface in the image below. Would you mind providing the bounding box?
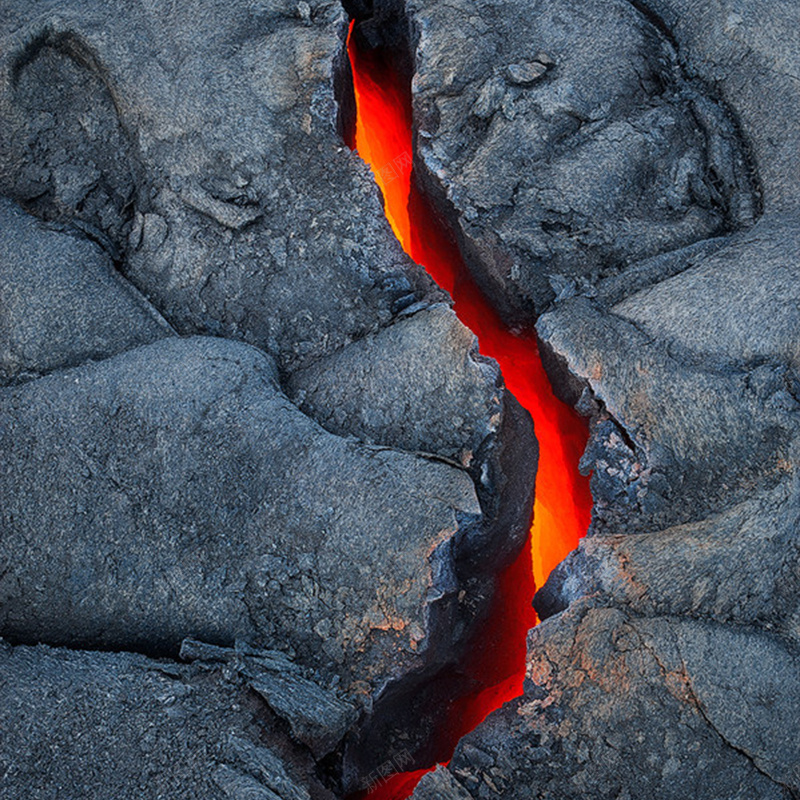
[415,606,799,800]
[0,335,480,679]
[0,197,172,384]
[407,0,757,323]
[0,0,536,795]
[401,0,800,798]
[2,0,800,796]
[0,637,339,800]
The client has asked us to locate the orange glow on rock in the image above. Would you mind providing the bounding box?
[347,22,592,800]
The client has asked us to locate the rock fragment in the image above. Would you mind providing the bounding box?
[181,638,358,759]
[505,60,548,86]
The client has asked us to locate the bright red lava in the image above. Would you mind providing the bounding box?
[347,23,593,800]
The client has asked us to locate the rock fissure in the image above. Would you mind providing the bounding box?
[2,1,799,798]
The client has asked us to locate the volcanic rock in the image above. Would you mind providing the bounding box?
[3,0,799,796]
[179,637,359,761]
[408,0,757,321]
[0,197,171,385]
[536,474,800,634]
[413,604,799,800]
[288,302,538,566]
[538,295,799,535]
[0,637,336,800]
[640,0,800,214]
[0,335,482,690]
[402,1,800,798]
[612,214,800,369]
[288,303,501,463]
[0,0,539,789]
[0,0,420,375]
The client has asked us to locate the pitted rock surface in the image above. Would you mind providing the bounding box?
[0,637,338,800]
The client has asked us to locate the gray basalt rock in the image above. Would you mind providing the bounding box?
[3,0,799,796]
[612,214,800,369]
[537,295,799,535]
[0,330,535,786]
[394,0,800,797]
[639,0,800,216]
[0,0,539,790]
[0,335,482,694]
[536,473,800,634]
[0,328,535,784]
[406,0,757,322]
[412,605,799,800]
[288,302,538,566]
[0,197,172,385]
[414,767,475,800]
[0,637,336,800]
[0,0,424,375]
[288,303,502,464]
[179,637,359,761]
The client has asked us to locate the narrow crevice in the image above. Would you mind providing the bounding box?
[334,17,358,148]
[341,7,593,798]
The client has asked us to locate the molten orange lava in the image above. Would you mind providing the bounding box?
[347,22,592,800]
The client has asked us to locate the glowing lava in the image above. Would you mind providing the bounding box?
[347,22,592,800]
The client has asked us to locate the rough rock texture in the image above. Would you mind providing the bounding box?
[0,637,338,800]
[407,0,757,322]
[612,214,800,368]
[288,303,501,463]
[538,296,798,535]
[288,301,538,566]
[414,605,799,800]
[0,197,171,384]
[399,0,800,798]
[640,0,800,215]
[0,0,538,794]
[0,0,421,376]
[3,0,800,796]
[0,335,483,691]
